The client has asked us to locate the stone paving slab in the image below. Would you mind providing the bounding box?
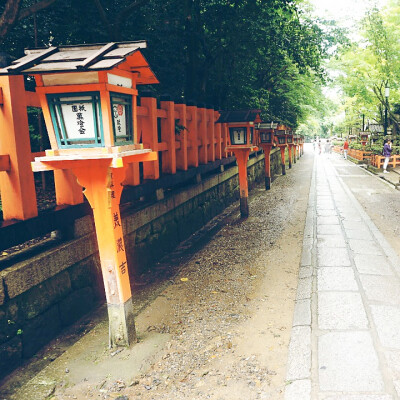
[354,254,393,275]
[339,211,363,222]
[317,216,340,225]
[342,220,368,231]
[317,209,338,217]
[316,235,346,248]
[317,247,351,267]
[318,331,384,392]
[370,305,400,349]
[318,292,369,329]
[360,275,400,305]
[299,266,313,279]
[292,299,311,326]
[317,224,343,236]
[286,326,311,381]
[296,277,312,300]
[348,239,383,256]
[344,228,374,241]
[318,267,358,291]
[316,204,335,210]
[284,379,311,400]
[385,350,400,380]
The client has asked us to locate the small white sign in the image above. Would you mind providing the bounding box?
[231,128,246,144]
[57,96,97,140]
[107,73,132,88]
[112,102,127,139]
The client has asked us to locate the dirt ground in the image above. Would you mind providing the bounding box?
[0,153,313,400]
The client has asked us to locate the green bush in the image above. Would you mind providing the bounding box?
[349,143,363,150]
[370,144,383,155]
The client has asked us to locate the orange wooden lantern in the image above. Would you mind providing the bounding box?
[258,121,278,190]
[286,129,295,168]
[1,42,159,347]
[217,110,261,217]
[274,124,288,175]
[293,132,300,163]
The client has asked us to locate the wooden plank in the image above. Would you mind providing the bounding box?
[7,46,58,72]
[158,142,168,151]
[78,42,117,69]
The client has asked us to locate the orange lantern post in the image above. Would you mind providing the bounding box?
[299,135,304,156]
[217,110,261,217]
[293,133,299,163]
[274,125,288,175]
[258,121,278,190]
[0,42,159,347]
[286,129,294,167]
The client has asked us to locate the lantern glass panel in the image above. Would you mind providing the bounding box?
[287,136,293,144]
[229,127,246,145]
[278,136,286,144]
[47,92,103,148]
[250,127,254,144]
[111,92,133,145]
[260,131,272,143]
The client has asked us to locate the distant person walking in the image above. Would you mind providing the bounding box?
[383,138,392,173]
[325,139,331,154]
[343,139,349,160]
[318,140,322,155]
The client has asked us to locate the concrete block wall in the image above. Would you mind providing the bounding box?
[0,149,282,379]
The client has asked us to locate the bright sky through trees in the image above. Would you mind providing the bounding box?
[310,0,388,36]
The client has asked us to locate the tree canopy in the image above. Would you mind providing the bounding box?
[0,0,340,128]
[329,1,400,135]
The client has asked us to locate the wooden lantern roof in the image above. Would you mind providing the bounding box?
[216,109,261,124]
[0,41,159,85]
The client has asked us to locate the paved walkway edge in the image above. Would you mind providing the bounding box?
[284,157,315,400]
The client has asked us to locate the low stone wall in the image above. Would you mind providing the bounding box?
[0,149,283,379]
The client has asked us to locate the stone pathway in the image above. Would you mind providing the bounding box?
[285,153,400,400]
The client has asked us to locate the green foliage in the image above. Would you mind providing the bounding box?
[332,2,400,133]
[349,142,364,150]
[0,0,339,129]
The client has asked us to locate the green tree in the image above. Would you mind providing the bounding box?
[1,0,337,128]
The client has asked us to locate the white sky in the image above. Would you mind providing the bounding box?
[309,0,388,33]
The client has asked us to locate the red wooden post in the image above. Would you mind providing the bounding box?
[280,146,286,175]
[0,75,38,220]
[186,101,199,168]
[221,123,229,158]
[175,102,188,170]
[215,110,222,160]
[259,144,272,190]
[141,96,160,180]
[288,145,293,169]
[198,105,208,164]
[234,149,251,217]
[207,107,215,162]
[160,96,176,174]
